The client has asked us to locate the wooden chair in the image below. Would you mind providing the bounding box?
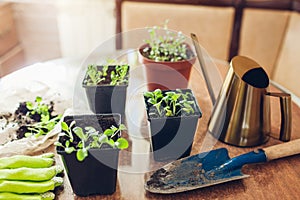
[116,0,300,97]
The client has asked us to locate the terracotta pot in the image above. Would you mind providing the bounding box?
[139,44,196,91]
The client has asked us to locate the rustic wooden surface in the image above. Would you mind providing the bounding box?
[2,54,299,200]
[55,58,300,200]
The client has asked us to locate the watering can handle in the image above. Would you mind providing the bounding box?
[263,138,300,161]
[266,92,292,142]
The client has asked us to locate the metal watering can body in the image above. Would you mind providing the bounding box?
[207,56,292,147]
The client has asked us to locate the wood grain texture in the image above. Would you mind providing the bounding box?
[56,58,300,200]
[0,3,19,57]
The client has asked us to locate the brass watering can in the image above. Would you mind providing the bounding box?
[192,34,292,147]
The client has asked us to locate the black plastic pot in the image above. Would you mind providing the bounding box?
[144,89,202,162]
[57,114,121,196]
[82,65,129,114]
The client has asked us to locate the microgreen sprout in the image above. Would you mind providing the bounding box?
[24,96,61,138]
[110,64,129,86]
[24,115,62,138]
[142,20,191,62]
[144,89,197,117]
[85,64,106,85]
[26,96,52,122]
[84,59,129,86]
[55,122,128,161]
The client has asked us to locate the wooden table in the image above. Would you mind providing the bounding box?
[1,50,300,200]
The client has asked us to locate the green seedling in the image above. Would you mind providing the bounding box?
[144,89,196,117]
[84,64,106,85]
[110,64,129,86]
[143,20,189,62]
[84,59,129,86]
[144,89,164,116]
[25,115,62,138]
[55,122,128,162]
[26,96,51,122]
[24,96,61,138]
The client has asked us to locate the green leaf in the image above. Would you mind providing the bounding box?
[148,98,156,105]
[115,138,129,149]
[24,132,32,138]
[73,127,86,140]
[26,102,33,110]
[41,114,50,123]
[61,122,69,131]
[46,121,55,131]
[143,92,153,98]
[107,139,115,147]
[76,148,88,161]
[77,141,83,148]
[118,124,127,131]
[165,109,173,117]
[65,147,75,154]
[35,96,42,103]
[65,140,70,147]
[54,141,63,147]
[110,125,118,132]
[104,129,114,136]
[98,134,108,143]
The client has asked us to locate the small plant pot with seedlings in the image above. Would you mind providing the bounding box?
[82,61,130,115]
[139,23,196,91]
[144,89,201,162]
[55,114,128,196]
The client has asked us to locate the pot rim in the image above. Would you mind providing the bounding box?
[82,65,130,87]
[56,113,122,153]
[144,88,202,120]
[138,43,196,64]
[56,147,120,155]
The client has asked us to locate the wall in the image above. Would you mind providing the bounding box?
[4,0,116,68]
[56,0,116,58]
[13,1,61,66]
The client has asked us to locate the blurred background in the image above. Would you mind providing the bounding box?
[0,0,116,76]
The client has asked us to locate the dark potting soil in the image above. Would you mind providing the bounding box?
[0,100,56,139]
[146,159,211,191]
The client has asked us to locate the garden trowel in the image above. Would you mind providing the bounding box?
[145,139,300,194]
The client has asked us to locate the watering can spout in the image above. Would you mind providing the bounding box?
[190,33,222,105]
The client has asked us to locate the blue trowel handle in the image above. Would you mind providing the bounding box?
[220,139,300,171]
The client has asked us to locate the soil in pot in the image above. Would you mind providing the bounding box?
[139,44,196,91]
[82,65,129,114]
[57,114,121,196]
